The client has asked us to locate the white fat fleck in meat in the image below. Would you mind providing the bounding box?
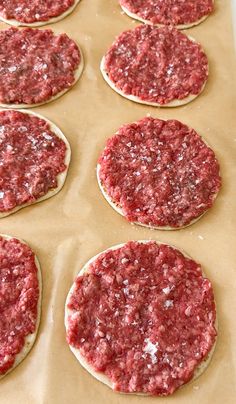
[143,338,159,364]
[185,306,192,316]
[0,191,4,199]
[164,300,174,309]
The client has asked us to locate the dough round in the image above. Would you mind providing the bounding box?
[0,0,81,27]
[0,109,71,218]
[97,117,221,230]
[65,240,217,396]
[0,234,42,379]
[101,25,208,107]
[119,0,214,29]
[0,27,83,108]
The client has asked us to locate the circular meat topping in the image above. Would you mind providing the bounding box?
[102,25,208,105]
[0,0,77,24]
[98,117,221,228]
[0,28,81,105]
[0,110,68,214]
[0,236,39,376]
[119,0,214,27]
[66,241,217,396]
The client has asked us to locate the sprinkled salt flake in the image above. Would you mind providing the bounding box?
[167,65,174,76]
[198,235,204,240]
[162,286,171,295]
[35,13,40,19]
[0,191,4,199]
[19,126,28,132]
[121,257,129,264]
[123,279,128,285]
[123,287,129,296]
[43,133,53,141]
[164,300,174,309]
[8,66,17,73]
[143,338,158,364]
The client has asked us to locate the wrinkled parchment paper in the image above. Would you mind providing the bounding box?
[0,0,236,403]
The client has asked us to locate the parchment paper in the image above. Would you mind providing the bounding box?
[0,1,236,403]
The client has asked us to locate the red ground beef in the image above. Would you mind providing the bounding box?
[98,117,221,228]
[0,0,76,24]
[102,25,208,105]
[66,241,217,395]
[120,0,214,26]
[0,27,81,105]
[0,236,39,376]
[0,110,68,213]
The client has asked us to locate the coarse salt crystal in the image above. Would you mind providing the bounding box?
[164,300,174,309]
[143,339,158,364]
[8,66,17,73]
[162,286,171,295]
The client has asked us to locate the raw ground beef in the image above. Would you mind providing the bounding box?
[66,241,217,395]
[0,236,39,376]
[98,117,221,228]
[0,0,76,24]
[0,27,81,105]
[0,110,68,213]
[102,25,208,105]
[119,0,214,26]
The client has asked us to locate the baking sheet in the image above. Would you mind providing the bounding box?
[0,0,236,403]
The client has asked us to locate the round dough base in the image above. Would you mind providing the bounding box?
[120,3,213,30]
[65,240,217,395]
[0,234,42,380]
[0,42,84,109]
[0,109,71,218]
[100,55,207,107]
[0,0,81,27]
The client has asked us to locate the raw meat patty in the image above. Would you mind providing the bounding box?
[101,25,208,107]
[0,234,41,379]
[0,27,83,107]
[119,0,214,29]
[0,0,81,27]
[0,109,71,217]
[65,241,217,396]
[97,117,221,229]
